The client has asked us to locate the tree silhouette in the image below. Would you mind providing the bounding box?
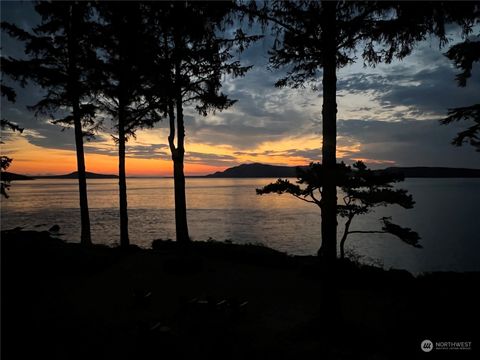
[146,1,258,243]
[441,37,480,151]
[1,2,100,244]
[257,161,420,260]
[95,2,163,247]
[1,85,24,198]
[242,0,477,262]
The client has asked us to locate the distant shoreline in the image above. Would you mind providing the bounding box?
[6,175,480,181]
[4,164,480,180]
[205,163,480,179]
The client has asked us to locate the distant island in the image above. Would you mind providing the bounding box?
[381,166,480,178]
[4,165,480,180]
[206,163,480,178]
[1,172,35,181]
[206,163,299,178]
[2,171,118,180]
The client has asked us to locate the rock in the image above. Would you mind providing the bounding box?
[49,224,60,233]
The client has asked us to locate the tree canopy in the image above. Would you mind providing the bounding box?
[441,33,480,151]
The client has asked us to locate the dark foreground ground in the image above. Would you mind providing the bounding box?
[1,229,479,359]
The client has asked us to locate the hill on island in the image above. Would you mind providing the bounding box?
[35,171,119,179]
[205,163,300,178]
[206,163,480,178]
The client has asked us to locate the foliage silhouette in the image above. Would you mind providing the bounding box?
[441,34,480,151]
[1,40,24,199]
[257,161,420,260]
[1,82,24,192]
[1,65,23,198]
[145,1,259,243]
[0,116,23,198]
[1,2,101,244]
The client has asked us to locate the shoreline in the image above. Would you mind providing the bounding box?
[2,229,479,359]
[1,224,478,274]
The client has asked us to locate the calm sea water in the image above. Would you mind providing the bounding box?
[1,177,479,273]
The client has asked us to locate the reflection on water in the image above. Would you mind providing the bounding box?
[2,177,479,273]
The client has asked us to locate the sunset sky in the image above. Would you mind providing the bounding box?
[1,1,479,176]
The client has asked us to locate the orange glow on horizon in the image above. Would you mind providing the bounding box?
[3,131,370,177]
[3,137,231,176]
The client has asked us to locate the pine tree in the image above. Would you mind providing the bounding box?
[0,84,24,198]
[146,1,258,243]
[441,34,480,151]
[1,1,101,244]
[95,2,163,247]
[257,161,421,260]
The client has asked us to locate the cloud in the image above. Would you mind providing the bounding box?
[125,144,168,159]
[377,66,480,115]
[185,152,238,166]
[338,119,479,168]
[338,38,480,119]
[184,67,322,149]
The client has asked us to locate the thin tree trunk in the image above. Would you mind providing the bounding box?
[168,32,190,244]
[320,0,338,262]
[172,89,190,243]
[340,215,353,260]
[168,102,190,243]
[173,157,189,243]
[118,104,129,247]
[73,105,91,245]
[68,3,91,245]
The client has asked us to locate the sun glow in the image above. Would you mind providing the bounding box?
[3,125,365,177]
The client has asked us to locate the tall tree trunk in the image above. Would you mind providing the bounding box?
[168,32,190,244]
[118,104,129,247]
[319,4,341,339]
[72,105,91,245]
[169,91,190,244]
[173,154,189,243]
[68,4,91,245]
[320,0,338,262]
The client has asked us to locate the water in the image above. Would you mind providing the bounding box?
[1,177,479,273]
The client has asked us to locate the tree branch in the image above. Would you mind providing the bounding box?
[347,230,386,235]
[292,194,317,204]
[167,99,176,154]
[310,190,321,204]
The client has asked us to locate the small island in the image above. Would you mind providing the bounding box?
[2,171,119,180]
[36,171,119,179]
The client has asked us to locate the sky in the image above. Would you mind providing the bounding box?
[1,1,479,176]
